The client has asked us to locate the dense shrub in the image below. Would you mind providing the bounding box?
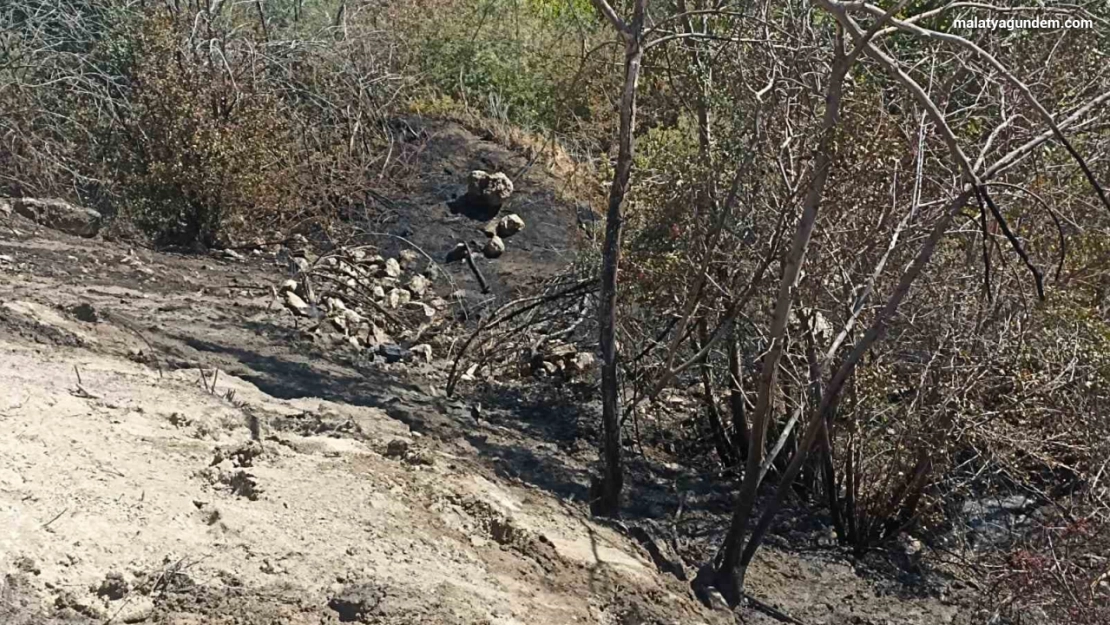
[1,0,404,246]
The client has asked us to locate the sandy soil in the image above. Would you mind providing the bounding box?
[0,202,725,625]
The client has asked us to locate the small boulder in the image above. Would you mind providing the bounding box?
[383,257,402,278]
[94,572,129,601]
[284,291,311,316]
[327,584,383,623]
[378,343,407,363]
[385,439,410,458]
[447,171,514,221]
[482,236,505,259]
[387,288,412,309]
[496,214,525,238]
[279,279,298,294]
[11,198,102,238]
[407,274,429,298]
[465,171,514,209]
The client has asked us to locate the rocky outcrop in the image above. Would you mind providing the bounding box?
[8,198,102,238]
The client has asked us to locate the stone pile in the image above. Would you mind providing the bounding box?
[526,341,597,379]
[276,245,446,365]
[479,212,527,260]
[441,171,527,262]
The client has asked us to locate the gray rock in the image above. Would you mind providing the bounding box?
[70,303,99,323]
[379,343,407,363]
[11,198,102,238]
[94,571,129,600]
[328,584,383,622]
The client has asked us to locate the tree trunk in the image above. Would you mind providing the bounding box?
[592,3,647,517]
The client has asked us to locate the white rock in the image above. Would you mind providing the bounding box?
[384,258,402,278]
[496,213,525,238]
[284,291,311,316]
[387,288,412,309]
[408,274,429,298]
[483,236,505,259]
[398,249,421,268]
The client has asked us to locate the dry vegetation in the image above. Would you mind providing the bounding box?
[4,0,1110,622]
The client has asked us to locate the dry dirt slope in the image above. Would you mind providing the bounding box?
[0,216,733,625]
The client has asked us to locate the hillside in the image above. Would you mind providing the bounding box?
[0,121,973,625]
